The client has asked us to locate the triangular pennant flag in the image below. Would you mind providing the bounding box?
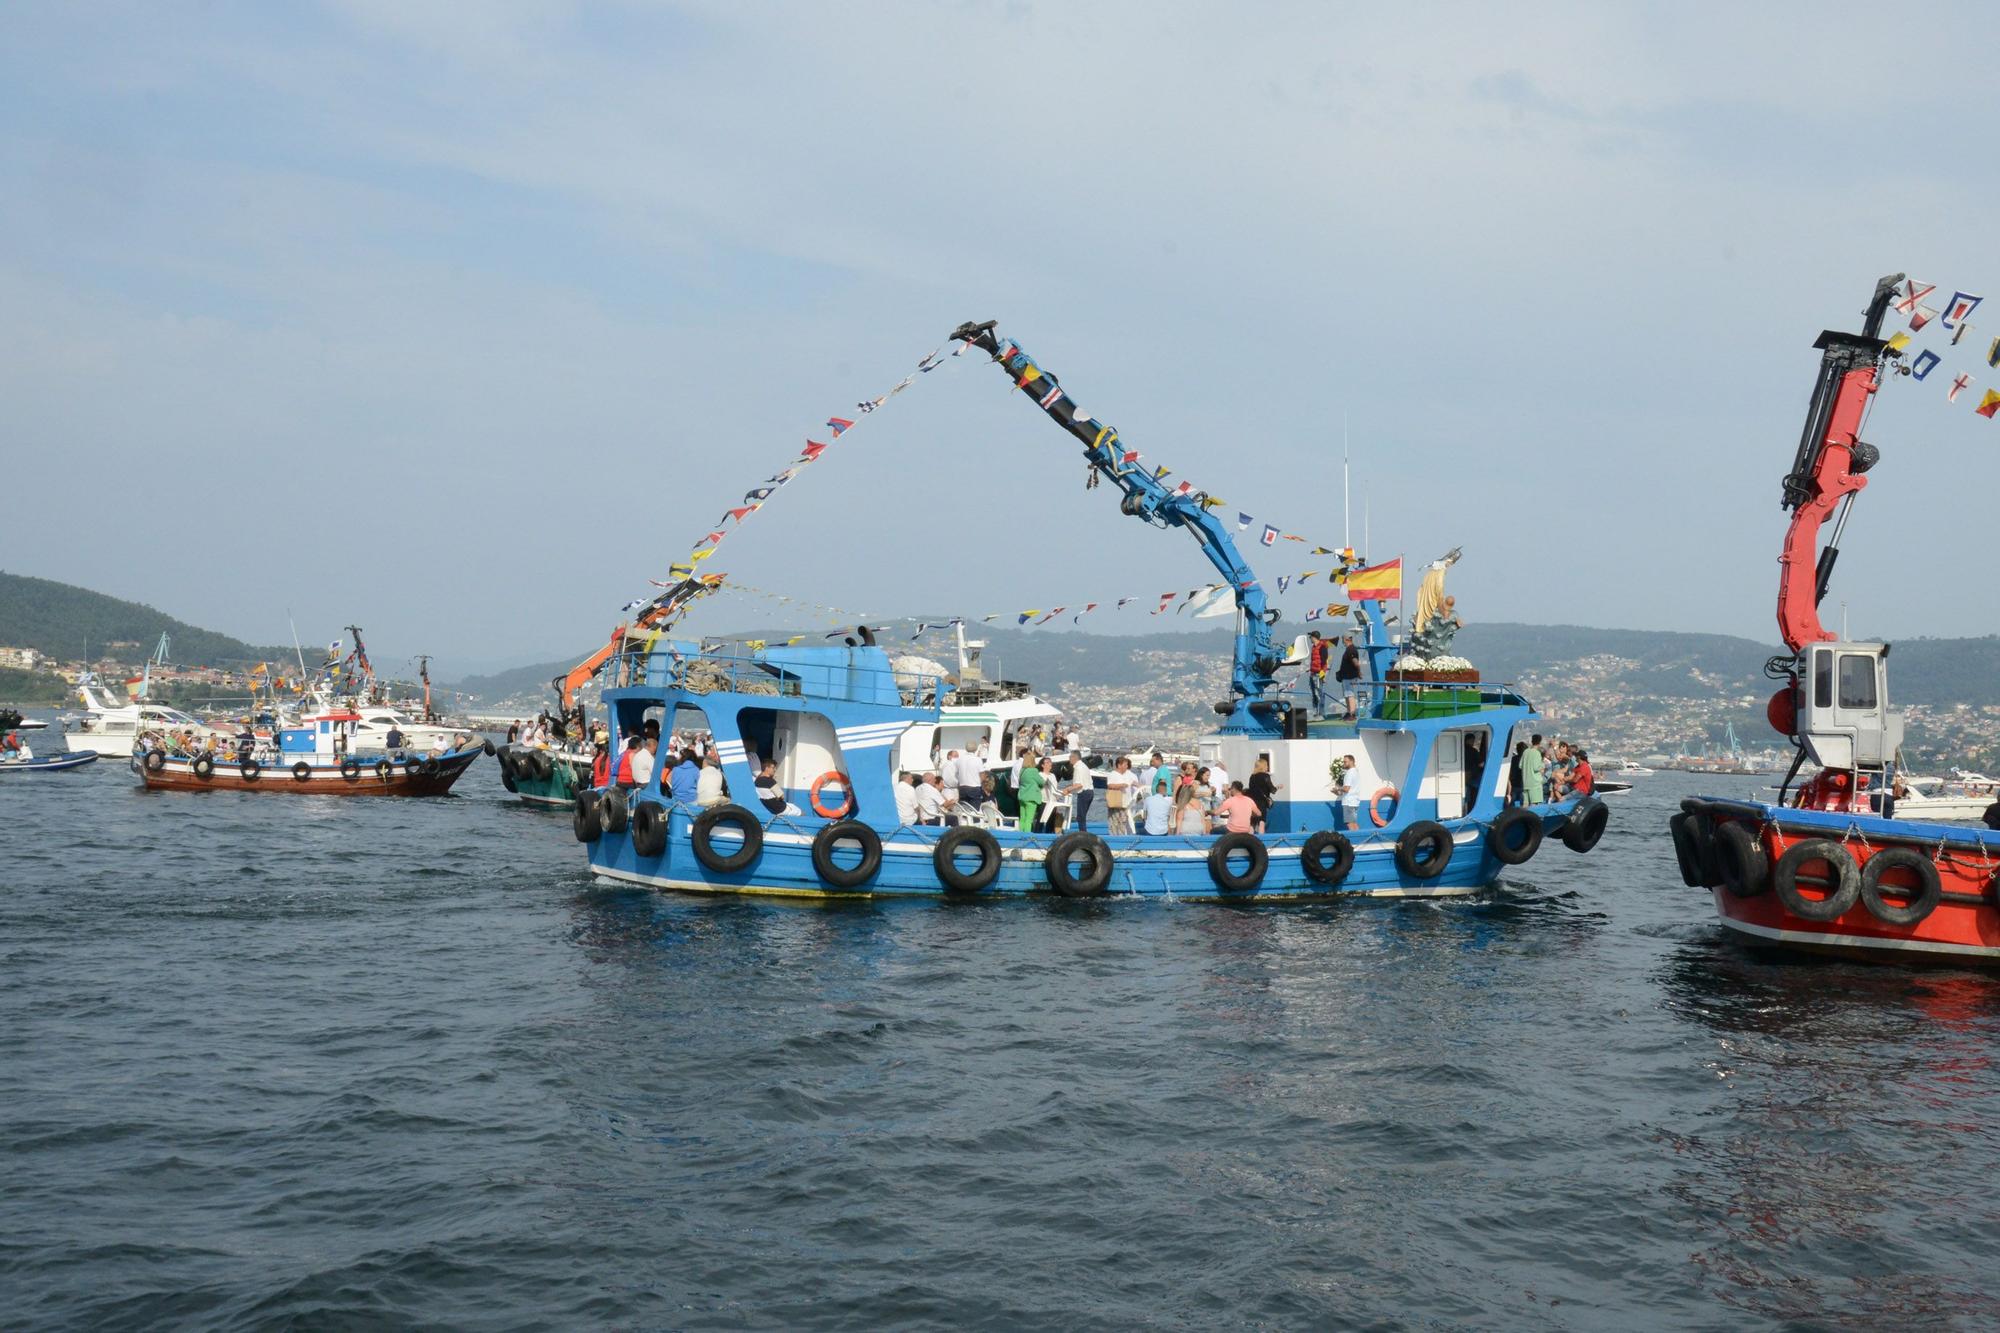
[1017,610,1041,624]
[855,396,885,414]
[1282,533,1306,543]
[1237,513,1254,530]
[1954,322,1975,347]
[1115,597,1136,608]
[1277,575,1292,594]
[1911,303,1939,332]
[889,375,916,396]
[727,507,752,522]
[701,531,725,546]
[1311,546,1333,555]
[827,417,855,437]
[1153,465,1171,480]
[916,351,942,373]
[801,440,829,460]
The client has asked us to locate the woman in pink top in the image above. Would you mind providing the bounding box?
[1216,782,1262,834]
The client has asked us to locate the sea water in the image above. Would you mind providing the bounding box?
[4,765,1998,1327]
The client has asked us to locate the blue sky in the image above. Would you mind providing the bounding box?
[3,2,1996,674]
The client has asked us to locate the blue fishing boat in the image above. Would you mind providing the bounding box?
[0,748,100,774]
[576,320,1607,899]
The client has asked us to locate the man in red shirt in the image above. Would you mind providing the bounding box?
[1570,749,1595,798]
[1306,631,1329,717]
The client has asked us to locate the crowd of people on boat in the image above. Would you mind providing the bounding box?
[1507,734,1594,805]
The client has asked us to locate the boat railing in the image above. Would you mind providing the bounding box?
[613,649,946,708]
[1355,676,1533,720]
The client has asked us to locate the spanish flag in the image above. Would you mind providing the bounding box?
[1344,558,1402,601]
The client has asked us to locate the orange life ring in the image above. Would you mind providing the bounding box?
[810,770,854,819]
[1369,785,1399,827]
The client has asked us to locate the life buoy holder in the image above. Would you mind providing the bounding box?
[810,770,854,819]
[1369,786,1399,827]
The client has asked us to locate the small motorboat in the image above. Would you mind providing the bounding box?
[1,750,100,772]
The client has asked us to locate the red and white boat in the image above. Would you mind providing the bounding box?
[134,701,488,796]
[1670,272,2000,966]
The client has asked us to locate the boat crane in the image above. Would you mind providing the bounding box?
[1763,272,1908,806]
[949,319,1291,736]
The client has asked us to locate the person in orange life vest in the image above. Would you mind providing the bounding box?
[614,734,641,790]
[1306,631,1330,716]
[591,741,611,789]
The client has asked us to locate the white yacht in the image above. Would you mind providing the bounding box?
[1875,772,2000,823]
[888,625,1069,777]
[63,677,216,756]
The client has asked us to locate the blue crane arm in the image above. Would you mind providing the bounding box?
[950,320,1286,735]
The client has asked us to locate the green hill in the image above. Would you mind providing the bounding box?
[0,571,291,666]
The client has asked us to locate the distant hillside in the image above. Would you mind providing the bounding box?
[0,571,291,666]
[449,620,2000,710]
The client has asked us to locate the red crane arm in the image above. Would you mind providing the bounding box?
[1772,276,1903,653]
[1775,360,1876,650]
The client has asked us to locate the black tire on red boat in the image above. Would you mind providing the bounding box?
[1045,831,1113,897]
[191,753,214,780]
[934,825,1002,894]
[1859,846,1941,927]
[143,749,167,773]
[1300,830,1354,886]
[812,821,882,890]
[420,757,441,779]
[1561,798,1609,853]
[340,758,361,781]
[573,790,601,843]
[1669,813,1706,887]
[1772,838,1861,921]
[1488,807,1543,865]
[1714,821,1770,898]
[240,758,260,782]
[292,761,312,782]
[1207,832,1267,894]
[376,759,394,782]
[692,804,764,873]
[1395,821,1453,880]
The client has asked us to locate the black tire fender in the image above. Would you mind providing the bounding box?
[934,825,1002,894]
[597,786,629,835]
[1488,807,1544,866]
[811,821,882,890]
[629,800,668,858]
[239,758,261,782]
[292,761,313,782]
[144,748,167,773]
[1045,831,1113,897]
[1207,831,1268,894]
[192,753,215,780]
[404,757,424,777]
[1860,846,1942,927]
[692,804,764,873]
[1300,829,1354,886]
[1561,798,1609,853]
[375,759,394,782]
[481,739,497,757]
[340,757,361,781]
[1669,813,1705,887]
[497,748,516,780]
[1714,821,1770,898]
[420,756,441,779]
[1395,820,1454,880]
[1771,838,1861,922]
[573,790,601,843]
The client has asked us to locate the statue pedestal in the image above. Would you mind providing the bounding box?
[1386,668,1479,685]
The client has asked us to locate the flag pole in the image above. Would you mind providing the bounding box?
[1343,411,1351,552]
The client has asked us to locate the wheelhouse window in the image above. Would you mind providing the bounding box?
[1813,650,1833,709]
[1837,654,1877,710]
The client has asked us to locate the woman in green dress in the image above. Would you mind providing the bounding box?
[1017,753,1047,832]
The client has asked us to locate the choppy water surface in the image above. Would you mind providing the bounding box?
[6,765,2000,1328]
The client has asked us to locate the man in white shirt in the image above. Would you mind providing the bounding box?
[1063,751,1094,832]
[694,754,726,808]
[951,748,985,813]
[893,771,920,826]
[1208,759,1232,795]
[629,735,658,789]
[913,771,946,825]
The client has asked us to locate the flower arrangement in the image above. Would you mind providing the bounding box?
[1386,653,1478,685]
